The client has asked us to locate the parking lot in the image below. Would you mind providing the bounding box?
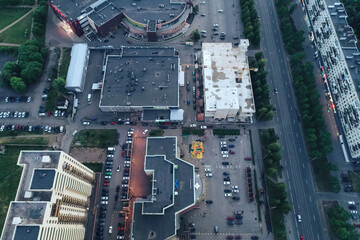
[181,130,262,240]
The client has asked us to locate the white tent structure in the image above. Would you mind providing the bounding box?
[65,43,89,92]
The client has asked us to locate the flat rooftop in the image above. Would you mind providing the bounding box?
[120,0,186,24]
[30,169,56,190]
[49,0,98,21]
[87,2,122,26]
[100,47,179,108]
[143,156,174,214]
[202,41,255,114]
[2,202,47,240]
[324,0,360,91]
[132,137,195,240]
[16,151,62,201]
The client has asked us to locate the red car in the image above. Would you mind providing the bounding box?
[227,217,234,221]
[226,236,234,240]
[229,150,235,154]
[300,236,305,240]
[110,121,116,125]
[122,151,125,157]
[103,183,110,186]
[104,179,109,183]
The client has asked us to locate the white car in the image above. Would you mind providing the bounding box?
[222,154,229,158]
[117,166,120,172]
[101,196,108,200]
[190,124,197,128]
[123,177,130,180]
[124,161,131,164]
[225,193,232,197]
[117,236,125,239]
[107,154,114,158]
[105,175,111,179]
[100,201,108,205]
[233,189,240,193]
[221,151,228,154]
[232,185,239,189]
[351,210,358,214]
[59,126,64,133]
[348,201,356,205]
[297,214,302,222]
[220,141,227,145]
[218,9,223,13]
[143,129,148,135]
[200,126,207,129]
[0,125,5,131]
[201,30,206,34]
[122,184,129,187]
[224,181,230,185]
[205,173,213,177]
[213,24,219,27]
[82,121,90,125]
[72,130,78,136]
[200,13,206,16]
[14,111,18,117]
[109,226,113,234]
[200,1,205,4]
[205,168,211,172]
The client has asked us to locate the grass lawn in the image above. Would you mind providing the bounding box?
[0,145,47,234]
[0,8,31,30]
[59,48,71,78]
[0,12,32,44]
[0,136,49,145]
[349,171,360,193]
[266,178,287,240]
[83,162,103,173]
[72,129,117,148]
[213,129,240,136]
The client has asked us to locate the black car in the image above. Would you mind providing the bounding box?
[232,196,240,201]
[221,147,228,151]
[101,121,108,125]
[251,236,259,240]
[205,200,213,204]
[227,221,234,225]
[122,180,129,184]
[224,189,231,193]
[223,172,230,176]
[222,162,229,165]
[224,177,230,181]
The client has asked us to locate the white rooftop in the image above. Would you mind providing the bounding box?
[202,41,255,115]
[65,43,88,90]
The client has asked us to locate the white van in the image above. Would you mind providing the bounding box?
[88,94,92,103]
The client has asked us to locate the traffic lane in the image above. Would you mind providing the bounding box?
[257,0,324,238]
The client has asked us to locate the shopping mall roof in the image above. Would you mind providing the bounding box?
[87,2,121,27]
[202,41,255,114]
[100,46,179,108]
[131,137,195,240]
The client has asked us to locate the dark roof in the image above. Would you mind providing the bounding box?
[14,226,40,240]
[100,47,179,108]
[147,20,157,32]
[143,156,173,214]
[87,2,122,26]
[143,109,170,121]
[120,0,185,24]
[132,137,195,240]
[49,0,98,21]
[30,169,56,190]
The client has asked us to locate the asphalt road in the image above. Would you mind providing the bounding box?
[255,0,325,239]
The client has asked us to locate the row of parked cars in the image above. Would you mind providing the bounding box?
[0,124,64,133]
[0,111,29,118]
[4,96,31,103]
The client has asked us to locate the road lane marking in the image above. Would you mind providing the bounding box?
[309,196,312,202]
[305,179,308,185]
[313,215,316,221]
[299,148,302,153]
[302,163,305,168]
[296,133,298,138]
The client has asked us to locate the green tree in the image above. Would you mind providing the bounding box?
[21,61,43,84]
[32,22,44,36]
[52,77,66,93]
[1,62,20,84]
[10,77,26,92]
[193,29,200,41]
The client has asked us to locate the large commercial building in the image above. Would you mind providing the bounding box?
[99,46,181,112]
[65,43,90,93]
[131,137,195,240]
[48,0,192,41]
[202,41,255,121]
[305,0,360,158]
[48,0,124,37]
[1,151,95,240]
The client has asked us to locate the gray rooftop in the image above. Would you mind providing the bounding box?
[14,226,40,240]
[132,137,195,240]
[30,169,56,190]
[87,2,122,27]
[49,0,98,21]
[16,151,62,201]
[119,0,185,24]
[100,47,179,108]
[325,0,360,91]
[2,202,47,240]
[143,156,174,214]
[143,109,171,121]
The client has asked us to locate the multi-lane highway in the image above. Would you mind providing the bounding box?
[255,0,326,239]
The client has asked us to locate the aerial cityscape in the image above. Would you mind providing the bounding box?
[0,0,359,239]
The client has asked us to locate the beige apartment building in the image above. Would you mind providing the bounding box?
[1,151,95,240]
